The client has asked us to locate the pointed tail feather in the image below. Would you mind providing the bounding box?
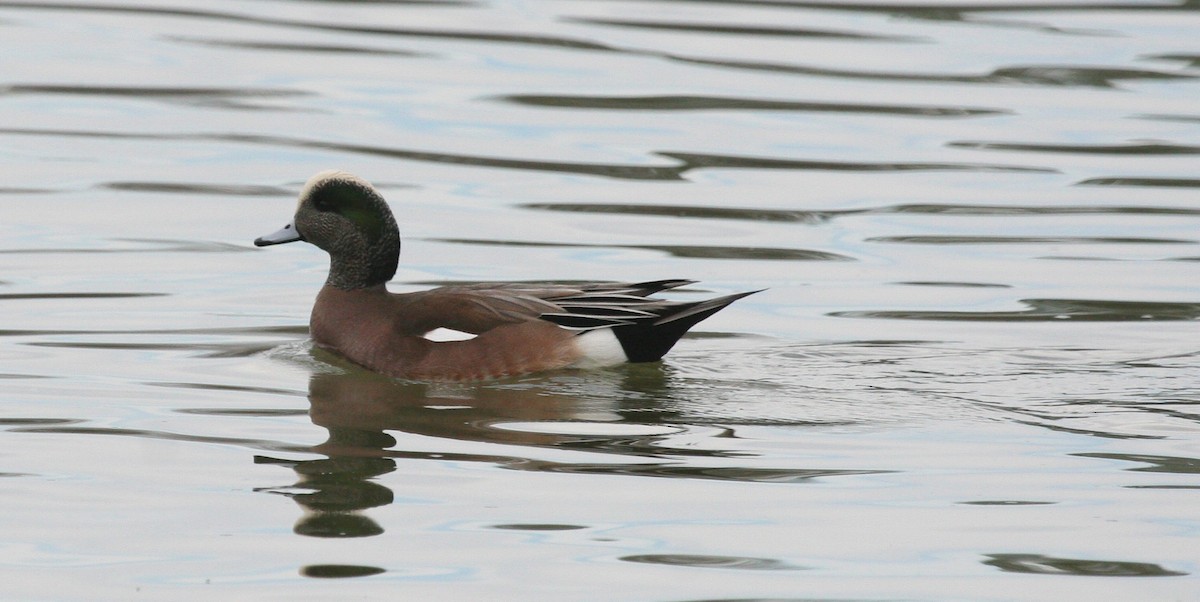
[614,290,761,362]
[623,279,695,296]
[652,289,763,326]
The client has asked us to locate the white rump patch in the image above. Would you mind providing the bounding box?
[570,329,628,368]
[422,327,478,342]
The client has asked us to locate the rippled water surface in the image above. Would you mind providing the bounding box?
[2,0,1198,599]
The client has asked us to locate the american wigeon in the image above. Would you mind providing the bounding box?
[255,170,759,381]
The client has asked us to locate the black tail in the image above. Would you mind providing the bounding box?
[612,290,760,362]
[538,282,761,362]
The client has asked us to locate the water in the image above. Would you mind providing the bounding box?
[1,0,1198,599]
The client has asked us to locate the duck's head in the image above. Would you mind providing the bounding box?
[255,170,400,290]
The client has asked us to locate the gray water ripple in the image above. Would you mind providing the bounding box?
[0,2,620,52]
[167,35,430,57]
[0,325,306,337]
[222,134,1057,179]
[0,126,681,180]
[25,340,283,358]
[522,203,840,224]
[0,418,85,426]
[832,299,1200,322]
[882,204,1200,216]
[523,202,1200,223]
[530,463,889,483]
[868,235,1194,245]
[982,553,1187,577]
[101,182,294,196]
[620,0,1198,19]
[12,418,887,488]
[950,141,1200,155]
[575,1,1174,37]
[0,128,1055,180]
[6,1,1190,94]
[0,239,255,254]
[1146,53,1200,68]
[1075,452,1200,474]
[619,553,807,570]
[657,152,1055,174]
[222,133,687,180]
[0,84,312,111]
[1139,113,1200,124]
[175,407,309,416]
[11,424,313,455]
[896,281,1012,289]
[156,382,306,398]
[0,187,55,194]
[426,237,851,261]
[668,56,1196,88]
[978,418,1159,441]
[488,524,588,531]
[301,565,387,579]
[1077,177,1200,188]
[563,16,924,42]
[0,292,165,301]
[498,94,1005,117]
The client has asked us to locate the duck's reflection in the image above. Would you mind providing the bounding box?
[255,435,396,538]
[255,362,672,538]
[255,357,874,539]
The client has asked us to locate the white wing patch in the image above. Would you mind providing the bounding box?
[570,329,628,368]
[422,327,479,342]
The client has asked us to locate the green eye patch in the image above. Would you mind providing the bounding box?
[314,181,386,242]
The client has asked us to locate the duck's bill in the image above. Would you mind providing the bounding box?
[254,223,303,247]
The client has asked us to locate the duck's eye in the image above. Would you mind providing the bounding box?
[311,194,334,212]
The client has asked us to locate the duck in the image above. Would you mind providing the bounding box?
[255,170,759,381]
